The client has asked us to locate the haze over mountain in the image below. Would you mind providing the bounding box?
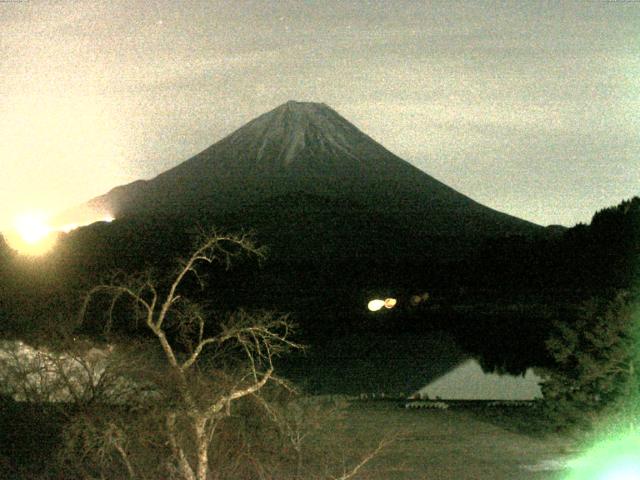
[58,101,539,237]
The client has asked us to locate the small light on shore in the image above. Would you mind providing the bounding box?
[368,298,398,312]
[367,299,385,312]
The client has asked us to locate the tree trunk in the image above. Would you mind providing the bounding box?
[195,416,210,480]
[166,413,196,480]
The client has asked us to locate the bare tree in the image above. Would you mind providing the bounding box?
[0,337,116,404]
[262,394,396,480]
[79,231,301,480]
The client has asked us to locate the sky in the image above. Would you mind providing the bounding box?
[1,0,639,231]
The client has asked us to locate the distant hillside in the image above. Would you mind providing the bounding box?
[469,196,640,294]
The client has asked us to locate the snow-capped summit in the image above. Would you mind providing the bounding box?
[223,101,360,168]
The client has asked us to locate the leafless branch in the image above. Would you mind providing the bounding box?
[68,231,301,480]
[332,435,397,480]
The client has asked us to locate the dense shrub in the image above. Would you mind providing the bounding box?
[538,290,640,429]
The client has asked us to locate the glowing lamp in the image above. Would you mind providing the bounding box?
[384,298,397,309]
[367,299,385,312]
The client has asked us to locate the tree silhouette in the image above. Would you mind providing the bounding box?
[79,231,301,480]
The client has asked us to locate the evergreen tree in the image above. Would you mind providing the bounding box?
[538,290,640,429]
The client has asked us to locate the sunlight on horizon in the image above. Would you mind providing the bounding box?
[4,211,57,256]
[14,212,50,245]
[0,91,129,234]
[3,211,115,256]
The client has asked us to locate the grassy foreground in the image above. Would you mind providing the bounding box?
[311,400,579,480]
[1,396,582,479]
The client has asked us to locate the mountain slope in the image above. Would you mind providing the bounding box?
[59,101,539,236]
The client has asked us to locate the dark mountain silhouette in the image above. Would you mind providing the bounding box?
[58,101,539,237]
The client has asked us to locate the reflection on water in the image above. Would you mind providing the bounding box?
[281,330,468,395]
[417,358,543,401]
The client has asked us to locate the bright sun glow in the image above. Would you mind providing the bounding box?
[3,210,116,256]
[0,92,128,234]
[14,212,51,245]
[59,223,80,234]
[5,212,57,256]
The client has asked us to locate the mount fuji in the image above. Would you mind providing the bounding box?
[59,101,539,238]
